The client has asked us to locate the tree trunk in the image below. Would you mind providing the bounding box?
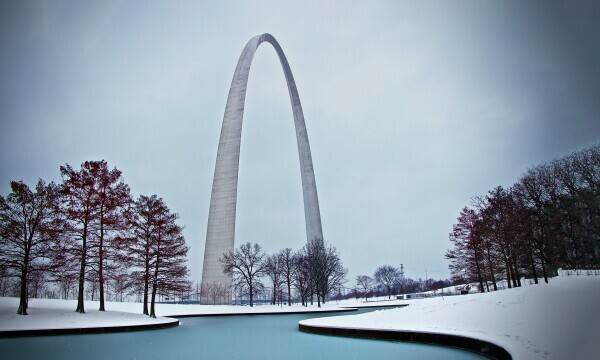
[150,239,161,318]
[99,213,105,311]
[475,257,485,293]
[511,254,521,287]
[271,285,276,305]
[486,247,497,291]
[504,257,512,289]
[150,282,157,318]
[249,283,253,307]
[539,220,549,283]
[510,262,518,288]
[143,280,149,315]
[540,250,549,284]
[529,247,539,284]
[76,225,87,314]
[18,233,30,315]
[143,246,150,315]
[17,265,28,315]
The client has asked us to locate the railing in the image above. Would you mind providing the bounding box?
[560,269,600,276]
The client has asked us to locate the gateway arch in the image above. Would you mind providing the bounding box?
[201,33,323,302]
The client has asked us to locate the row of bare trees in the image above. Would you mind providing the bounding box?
[446,144,599,292]
[0,160,189,317]
[218,237,347,307]
[355,265,450,301]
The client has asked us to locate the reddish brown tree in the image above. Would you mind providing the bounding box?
[60,160,129,313]
[0,180,59,315]
[91,164,130,311]
[119,195,161,315]
[448,144,600,288]
[60,161,99,313]
[147,197,188,318]
[483,187,522,288]
[446,207,486,292]
[120,195,188,317]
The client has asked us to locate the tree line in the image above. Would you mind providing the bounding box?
[215,237,347,307]
[446,144,599,292]
[354,264,450,301]
[0,160,189,317]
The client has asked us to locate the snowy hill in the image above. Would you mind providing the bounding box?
[300,274,600,360]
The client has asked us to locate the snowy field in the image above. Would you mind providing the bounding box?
[301,275,600,360]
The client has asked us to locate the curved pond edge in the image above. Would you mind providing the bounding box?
[0,307,358,337]
[171,307,357,317]
[0,318,180,338]
[298,323,512,360]
[341,304,409,309]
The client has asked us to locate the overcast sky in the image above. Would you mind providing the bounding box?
[1,1,599,284]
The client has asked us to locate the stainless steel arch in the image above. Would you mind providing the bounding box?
[200,34,323,301]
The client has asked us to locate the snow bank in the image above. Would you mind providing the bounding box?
[300,275,600,360]
[0,298,176,332]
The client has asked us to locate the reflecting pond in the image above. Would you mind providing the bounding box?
[0,307,484,359]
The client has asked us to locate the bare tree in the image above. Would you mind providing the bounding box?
[90,162,131,311]
[60,161,104,314]
[201,282,214,305]
[264,254,283,305]
[446,208,486,292]
[218,284,230,305]
[118,194,188,316]
[148,198,189,318]
[279,248,294,306]
[209,283,220,305]
[0,180,59,315]
[220,242,266,307]
[119,195,156,315]
[355,275,373,301]
[305,237,347,307]
[231,278,246,305]
[292,249,311,306]
[374,265,400,299]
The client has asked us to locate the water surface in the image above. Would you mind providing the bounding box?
[0,307,483,359]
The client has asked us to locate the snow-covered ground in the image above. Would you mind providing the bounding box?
[0,298,177,331]
[6,274,597,359]
[0,297,354,333]
[300,275,600,360]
